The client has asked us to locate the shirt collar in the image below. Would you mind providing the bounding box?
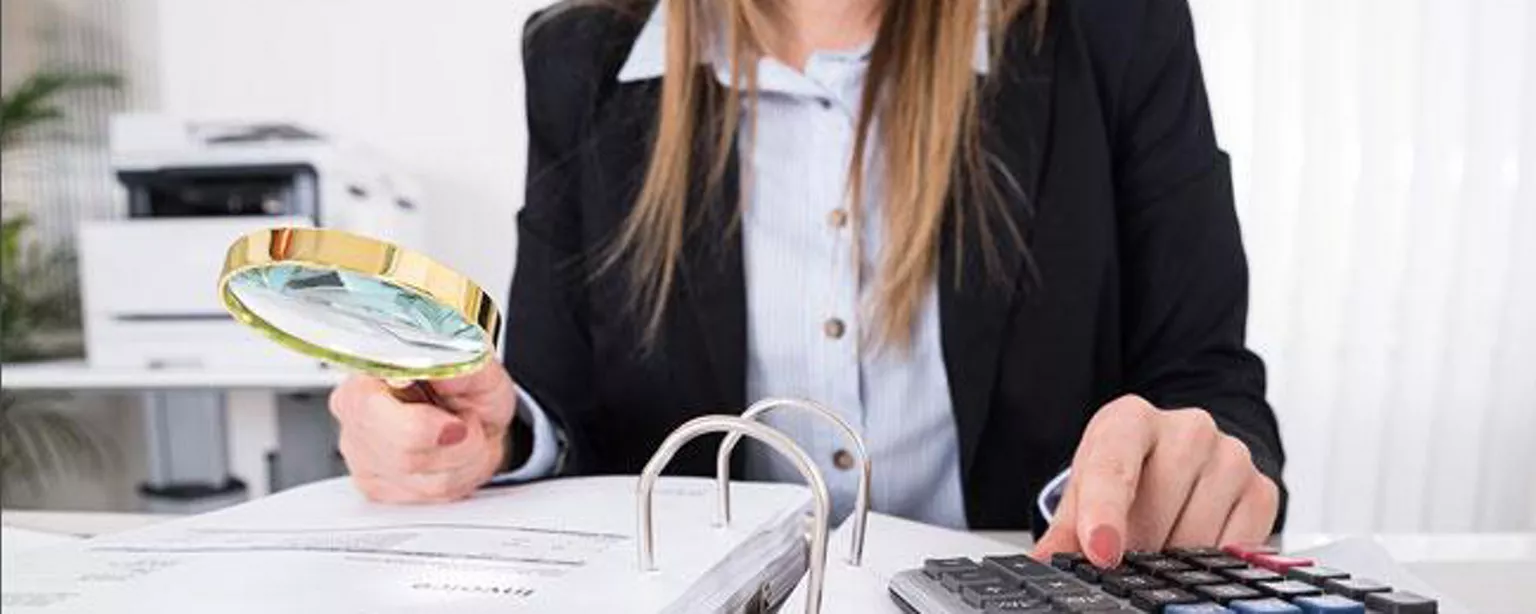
[616,0,993,83]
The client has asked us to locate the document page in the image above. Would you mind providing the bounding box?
[1,526,82,565]
[1,476,810,613]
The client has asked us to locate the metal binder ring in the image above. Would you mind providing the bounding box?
[715,398,869,566]
[637,415,833,614]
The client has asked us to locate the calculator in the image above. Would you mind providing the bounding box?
[887,544,1440,613]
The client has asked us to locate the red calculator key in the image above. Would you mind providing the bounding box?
[1251,554,1316,573]
[1223,543,1280,561]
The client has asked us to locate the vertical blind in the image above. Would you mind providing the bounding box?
[2,0,141,237]
[1,0,149,321]
[1191,0,1536,532]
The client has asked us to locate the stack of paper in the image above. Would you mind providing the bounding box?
[0,526,83,568]
[1,476,812,613]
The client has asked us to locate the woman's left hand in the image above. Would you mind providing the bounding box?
[1032,395,1280,568]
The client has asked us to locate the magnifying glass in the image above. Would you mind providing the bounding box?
[217,227,502,403]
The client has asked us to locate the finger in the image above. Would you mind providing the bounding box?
[429,364,516,427]
[357,436,481,477]
[1031,478,1081,562]
[332,377,463,448]
[1032,519,1080,562]
[351,472,461,505]
[328,375,377,424]
[352,382,470,453]
[1073,395,1156,568]
[347,416,494,477]
[1217,473,1280,547]
[1125,409,1220,550]
[425,364,499,397]
[387,425,500,501]
[1165,435,1250,547]
[391,468,481,502]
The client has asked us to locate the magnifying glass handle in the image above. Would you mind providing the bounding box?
[386,379,449,408]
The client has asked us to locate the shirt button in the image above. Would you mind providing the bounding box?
[816,97,833,110]
[827,208,849,229]
[832,449,856,471]
[823,318,846,340]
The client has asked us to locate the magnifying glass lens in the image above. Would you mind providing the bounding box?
[225,263,488,370]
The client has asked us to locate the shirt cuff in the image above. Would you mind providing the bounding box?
[1037,468,1071,524]
[485,386,563,485]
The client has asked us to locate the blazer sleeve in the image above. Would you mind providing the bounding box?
[502,10,603,475]
[1103,0,1289,528]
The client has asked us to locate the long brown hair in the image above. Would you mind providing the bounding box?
[585,0,1046,348]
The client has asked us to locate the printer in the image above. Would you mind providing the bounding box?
[80,114,426,370]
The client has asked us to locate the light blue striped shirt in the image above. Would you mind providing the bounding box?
[501,2,1036,530]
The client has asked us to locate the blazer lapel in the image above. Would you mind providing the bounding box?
[941,19,1058,477]
[676,93,748,410]
[593,78,746,411]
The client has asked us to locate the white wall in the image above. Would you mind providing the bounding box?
[152,0,555,295]
[1192,0,1536,532]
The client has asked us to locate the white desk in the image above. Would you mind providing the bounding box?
[2,360,345,505]
[6,510,1531,613]
[1,509,172,538]
[1,360,344,390]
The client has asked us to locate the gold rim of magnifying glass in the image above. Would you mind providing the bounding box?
[217,227,503,380]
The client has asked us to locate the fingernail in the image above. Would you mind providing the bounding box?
[1088,525,1122,567]
[437,423,468,446]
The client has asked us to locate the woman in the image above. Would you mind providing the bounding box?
[328,0,1285,569]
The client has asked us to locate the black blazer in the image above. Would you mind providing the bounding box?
[506,0,1286,531]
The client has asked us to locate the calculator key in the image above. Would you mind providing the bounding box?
[1223,544,1280,561]
[1256,580,1323,599]
[1130,587,1200,612]
[1191,556,1250,570]
[1362,590,1438,614]
[1168,547,1228,560]
[924,557,979,578]
[1250,554,1316,573]
[1166,604,1235,614]
[1195,583,1265,604]
[1136,557,1196,575]
[1024,575,1092,598]
[1104,574,1168,597]
[985,555,1059,579]
[943,569,1010,592]
[1286,565,1350,585]
[1228,598,1303,613]
[1051,592,1125,612]
[1164,570,1229,587]
[1126,550,1166,562]
[1087,564,1124,583]
[984,596,1056,613]
[963,584,1034,607]
[1320,577,1392,601]
[1292,594,1366,614]
[1055,552,1090,571]
[1086,567,1137,584]
[1224,567,1284,584]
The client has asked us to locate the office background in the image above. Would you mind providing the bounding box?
[1,0,1532,533]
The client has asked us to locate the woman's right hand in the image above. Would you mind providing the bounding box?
[327,364,517,503]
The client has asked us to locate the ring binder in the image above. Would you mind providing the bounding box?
[715,397,871,566]
[637,415,834,614]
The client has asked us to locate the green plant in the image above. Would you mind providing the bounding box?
[1,70,121,501]
[0,393,105,500]
[0,72,121,149]
[0,215,78,362]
